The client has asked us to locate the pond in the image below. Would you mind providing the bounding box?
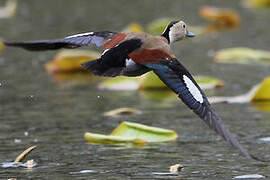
[0,0,270,179]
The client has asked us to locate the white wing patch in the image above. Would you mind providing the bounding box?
[183,75,203,103]
[125,58,135,66]
[102,49,109,56]
[65,32,94,39]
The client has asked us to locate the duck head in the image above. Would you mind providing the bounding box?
[161,20,195,44]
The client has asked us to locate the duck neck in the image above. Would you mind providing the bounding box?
[161,31,170,44]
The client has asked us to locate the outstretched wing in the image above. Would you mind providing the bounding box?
[81,38,144,77]
[4,31,117,51]
[145,58,252,159]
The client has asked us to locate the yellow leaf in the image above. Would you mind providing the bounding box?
[0,40,4,51]
[14,146,37,163]
[84,132,147,144]
[123,23,144,32]
[214,47,270,64]
[199,6,240,28]
[243,0,270,8]
[103,107,142,117]
[139,72,224,90]
[84,121,178,144]
[110,122,178,142]
[98,76,139,90]
[251,77,270,101]
[45,49,100,73]
[147,18,172,35]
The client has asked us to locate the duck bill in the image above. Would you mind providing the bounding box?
[186,31,195,38]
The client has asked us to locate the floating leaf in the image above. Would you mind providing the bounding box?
[103,107,142,117]
[123,23,144,32]
[0,0,17,19]
[98,76,139,90]
[193,76,224,89]
[98,72,223,92]
[243,0,270,8]
[49,72,97,83]
[14,146,37,162]
[251,77,270,101]
[199,6,240,28]
[45,49,100,73]
[139,72,224,90]
[139,72,167,89]
[84,121,178,144]
[209,77,270,106]
[147,18,172,35]
[84,132,147,144]
[214,47,270,64]
[139,89,176,103]
[0,40,4,51]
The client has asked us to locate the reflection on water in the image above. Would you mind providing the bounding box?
[1,0,270,179]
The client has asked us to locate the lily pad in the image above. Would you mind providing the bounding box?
[0,0,17,19]
[199,6,240,28]
[45,49,101,74]
[214,47,270,64]
[139,72,224,90]
[84,121,178,144]
[98,76,139,90]
[123,23,144,32]
[147,18,172,35]
[209,77,270,105]
[243,0,270,8]
[49,72,98,85]
[103,107,142,117]
[251,77,270,101]
[99,72,223,91]
[0,40,4,51]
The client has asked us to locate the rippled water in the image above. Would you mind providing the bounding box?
[0,0,270,179]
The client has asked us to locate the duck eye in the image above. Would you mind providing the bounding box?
[182,24,186,29]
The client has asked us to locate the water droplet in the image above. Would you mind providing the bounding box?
[14,139,21,143]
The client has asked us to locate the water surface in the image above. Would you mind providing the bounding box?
[0,0,270,179]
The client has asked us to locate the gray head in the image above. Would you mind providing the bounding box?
[161,20,195,44]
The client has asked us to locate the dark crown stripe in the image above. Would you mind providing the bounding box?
[161,20,179,44]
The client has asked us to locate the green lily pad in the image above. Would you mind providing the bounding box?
[45,49,101,74]
[99,72,223,91]
[123,23,144,32]
[103,107,142,117]
[147,18,172,35]
[84,121,178,144]
[98,76,139,90]
[243,0,270,8]
[139,72,224,90]
[214,47,270,64]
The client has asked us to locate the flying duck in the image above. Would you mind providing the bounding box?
[4,20,254,159]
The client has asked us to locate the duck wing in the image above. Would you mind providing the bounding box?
[4,31,118,51]
[145,58,253,159]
